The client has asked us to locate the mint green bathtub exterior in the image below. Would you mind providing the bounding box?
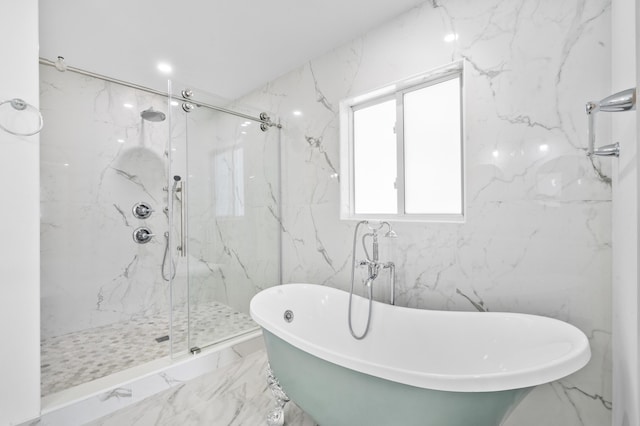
[263,329,532,426]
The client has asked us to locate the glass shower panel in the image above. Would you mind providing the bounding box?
[39,65,173,395]
[166,90,191,357]
[169,85,281,352]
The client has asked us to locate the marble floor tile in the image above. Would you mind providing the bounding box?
[88,350,317,426]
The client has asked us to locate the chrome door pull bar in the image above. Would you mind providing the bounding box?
[174,175,187,257]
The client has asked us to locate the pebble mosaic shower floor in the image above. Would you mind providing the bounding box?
[41,301,257,396]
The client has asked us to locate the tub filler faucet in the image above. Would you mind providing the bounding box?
[359,224,397,304]
[348,221,397,340]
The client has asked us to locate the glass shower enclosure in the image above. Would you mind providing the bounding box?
[39,63,280,396]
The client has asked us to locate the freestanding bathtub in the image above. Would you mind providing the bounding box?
[250,283,591,426]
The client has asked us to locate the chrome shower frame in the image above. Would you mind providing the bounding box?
[39,57,281,131]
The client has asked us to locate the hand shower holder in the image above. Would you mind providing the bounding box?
[586,88,636,158]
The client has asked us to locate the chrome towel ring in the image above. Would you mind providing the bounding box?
[0,98,44,136]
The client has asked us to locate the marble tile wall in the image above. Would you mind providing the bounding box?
[83,349,315,426]
[239,1,613,425]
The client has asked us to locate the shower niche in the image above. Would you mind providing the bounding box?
[39,64,281,396]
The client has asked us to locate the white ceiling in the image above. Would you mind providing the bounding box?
[39,0,426,101]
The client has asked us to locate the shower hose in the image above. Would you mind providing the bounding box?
[348,220,374,340]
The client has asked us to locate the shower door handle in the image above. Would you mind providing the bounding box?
[177,180,187,257]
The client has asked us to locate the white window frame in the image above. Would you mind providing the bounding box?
[339,60,465,222]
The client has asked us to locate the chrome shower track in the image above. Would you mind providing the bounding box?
[39,57,282,129]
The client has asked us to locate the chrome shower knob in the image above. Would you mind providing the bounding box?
[132,202,154,219]
[133,227,155,244]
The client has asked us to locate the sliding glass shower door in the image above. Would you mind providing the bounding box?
[39,65,174,395]
[168,85,281,354]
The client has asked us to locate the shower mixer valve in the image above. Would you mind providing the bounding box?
[132,227,155,244]
[132,202,154,219]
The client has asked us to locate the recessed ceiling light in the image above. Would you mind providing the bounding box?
[157,62,173,74]
[444,33,459,43]
[123,103,133,109]
[293,110,303,116]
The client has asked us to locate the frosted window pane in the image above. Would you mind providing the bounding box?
[404,78,461,214]
[213,147,244,217]
[353,100,397,214]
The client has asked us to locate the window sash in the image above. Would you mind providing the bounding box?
[340,61,464,223]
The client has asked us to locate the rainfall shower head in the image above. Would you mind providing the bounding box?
[140,107,166,122]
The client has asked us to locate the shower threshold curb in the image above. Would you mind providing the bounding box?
[30,330,263,426]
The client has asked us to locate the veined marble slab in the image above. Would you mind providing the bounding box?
[86,350,317,426]
[27,333,264,426]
